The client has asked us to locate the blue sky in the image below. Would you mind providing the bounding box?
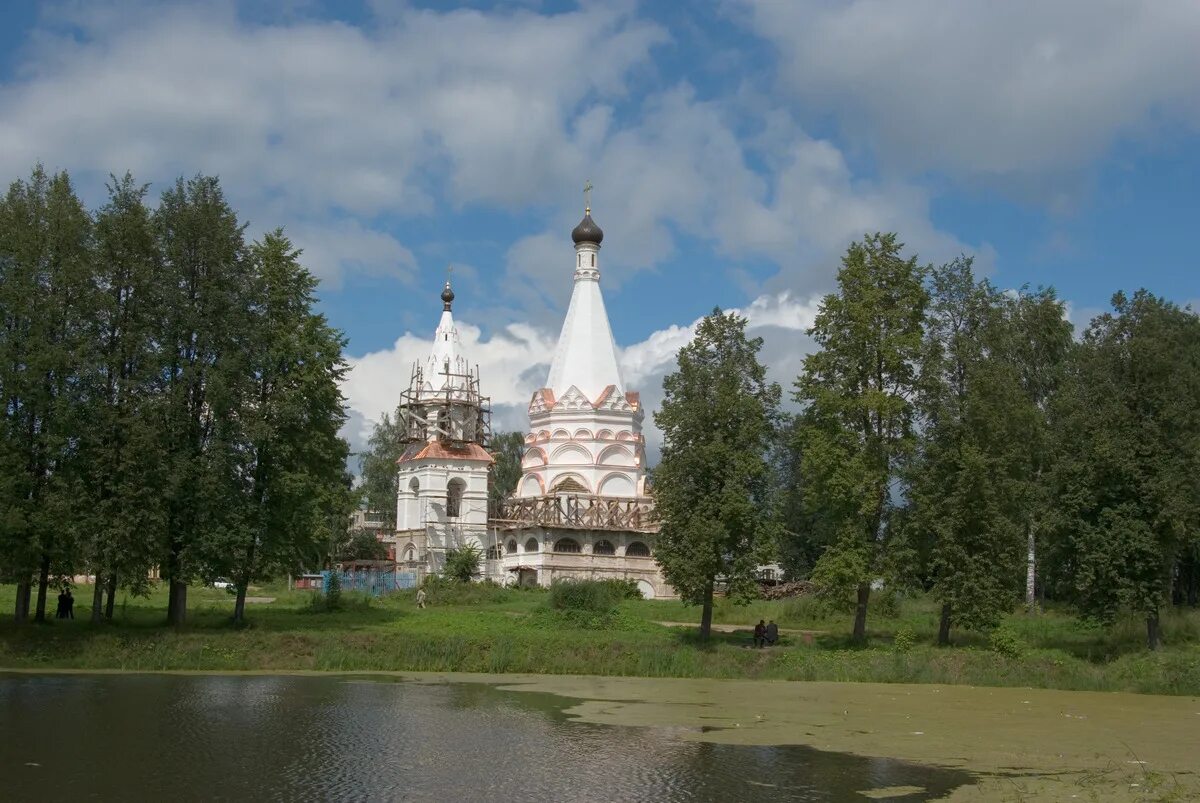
[1,1,1197,456]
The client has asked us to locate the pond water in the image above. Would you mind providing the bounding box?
[1,673,972,801]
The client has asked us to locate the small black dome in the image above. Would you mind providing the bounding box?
[441,280,455,310]
[571,209,604,245]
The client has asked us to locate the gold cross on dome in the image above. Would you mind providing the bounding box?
[583,179,593,212]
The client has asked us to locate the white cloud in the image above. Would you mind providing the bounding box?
[0,2,668,283]
[504,86,979,309]
[742,0,1200,184]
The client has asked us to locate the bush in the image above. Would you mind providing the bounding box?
[873,589,900,619]
[418,576,517,606]
[443,545,482,583]
[989,627,1027,659]
[548,579,624,612]
[893,625,917,653]
[325,571,342,609]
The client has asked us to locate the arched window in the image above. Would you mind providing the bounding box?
[593,540,615,555]
[486,545,503,560]
[626,541,650,557]
[409,478,419,495]
[446,479,466,518]
[403,545,415,562]
[554,538,581,554]
[524,538,540,553]
[506,539,518,554]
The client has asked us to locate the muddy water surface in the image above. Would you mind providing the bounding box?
[3,671,1197,801]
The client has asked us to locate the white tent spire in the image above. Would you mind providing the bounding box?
[546,203,624,402]
[424,274,469,393]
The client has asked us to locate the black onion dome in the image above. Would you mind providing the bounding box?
[571,210,604,245]
[441,280,455,310]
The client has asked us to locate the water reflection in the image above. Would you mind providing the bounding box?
[1,674,972,801]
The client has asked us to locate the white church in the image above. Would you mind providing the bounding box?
[389,203,672,598]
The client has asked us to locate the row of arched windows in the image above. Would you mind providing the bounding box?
[484,538,651,557]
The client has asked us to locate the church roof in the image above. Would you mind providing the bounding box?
[397,441,494,464]
[546,209,624,402]
[423,278,470,393]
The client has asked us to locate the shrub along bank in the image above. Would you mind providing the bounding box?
[1,583,1198,696]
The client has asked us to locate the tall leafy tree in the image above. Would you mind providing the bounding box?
[154,175,249,626]
[1048,291,1200,649]
[359,410,403,529]
[653,309,781,640]
[212,231,350,624]
[0,167,94,622]
[488,431,525,509]
[908,258,1030,644]
[998,288,1073,609]
[794,233,927,643]
[80,173,167,622]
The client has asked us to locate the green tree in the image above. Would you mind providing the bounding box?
[794,233,927,643]
[653,309,781,640]
[339,527,389,563]
[154,175,250,626]
[998,287,1074,609]
[488,431,525,508]
[776,415,835,581]
[359,410,403,530]
[80,173,167,622]
[0,167,94,622]
[214,231,350,624]
[1048,291,1200,649]
[908,258,1029,644]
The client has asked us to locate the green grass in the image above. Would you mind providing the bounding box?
[2,582,1198,695]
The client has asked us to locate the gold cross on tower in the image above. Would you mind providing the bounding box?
[583,179,593,213]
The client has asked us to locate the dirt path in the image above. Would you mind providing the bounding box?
[655,621,824,638]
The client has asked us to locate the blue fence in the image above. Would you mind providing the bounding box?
[322,569,418,596]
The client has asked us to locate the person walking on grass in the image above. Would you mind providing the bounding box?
[56,588,68,619]
[753,620,766,648]
[64,588,75,619]
[416,587,427,609]
[764,620,779,647]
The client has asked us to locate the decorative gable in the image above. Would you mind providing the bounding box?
[528,388,556,415]
[554,385,593,411]
[596,384,634,412]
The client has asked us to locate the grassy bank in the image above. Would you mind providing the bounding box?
[2,583,1198,695]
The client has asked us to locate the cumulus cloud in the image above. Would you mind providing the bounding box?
[504,86,980,308]
[742,0,1200,185]
[0,2,668,284]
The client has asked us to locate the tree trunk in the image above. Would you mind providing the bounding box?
[233,540,256,625]
[34,553,51,622]
[937,602,952,646]
[104,573,117,620]
[1146,608,1161,651]
[91,577,105,624]
[852,583,871,644]
[699,579,714,641]
[14,580,31,622]
[167,580,187,627]
[1024,522,1037,610]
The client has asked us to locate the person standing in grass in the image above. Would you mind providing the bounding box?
[765,620,779,646]
[416,587,427,609]
[754,620,766,648]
